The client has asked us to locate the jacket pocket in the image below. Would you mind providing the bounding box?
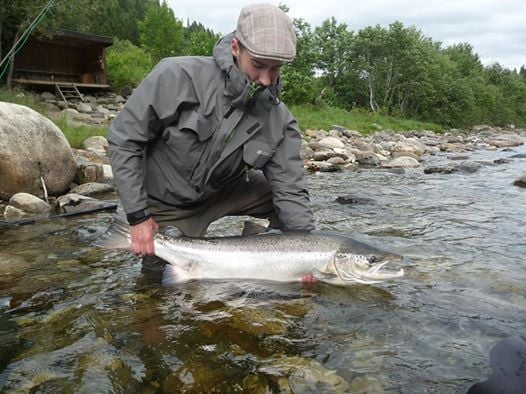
[243,140,276,169]
[162,110,217,178]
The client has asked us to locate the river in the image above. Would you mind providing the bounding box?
[1,141,525,392]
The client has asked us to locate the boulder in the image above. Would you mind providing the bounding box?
[317,136,345,149]
[3,192,51,221]
[385,156,420,168]
[0,102,76,200]
[82,136,109,154]
[9,192,51,213]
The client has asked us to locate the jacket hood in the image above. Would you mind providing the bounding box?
[213,32,281,111]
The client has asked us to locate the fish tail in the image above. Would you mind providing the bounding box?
[92,215,130,250]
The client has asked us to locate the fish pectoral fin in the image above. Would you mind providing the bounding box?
[312,268,338,281]
[162,261,198,285]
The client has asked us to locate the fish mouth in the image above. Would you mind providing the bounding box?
[331,253,404,284]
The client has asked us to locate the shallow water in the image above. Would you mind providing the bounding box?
[1,140,525,393]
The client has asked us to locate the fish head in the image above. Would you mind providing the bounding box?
[323,252,404,285]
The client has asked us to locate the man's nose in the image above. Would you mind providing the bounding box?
[257,71,272,87]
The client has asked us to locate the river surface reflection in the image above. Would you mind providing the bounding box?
[1,141,525,392]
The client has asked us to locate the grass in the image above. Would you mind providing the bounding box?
[0,87,108,148]
[290,104,445,134]
[52,115,108,148]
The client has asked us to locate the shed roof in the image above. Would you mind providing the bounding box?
[35,29,113,47]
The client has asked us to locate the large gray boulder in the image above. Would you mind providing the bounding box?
[0,101,76,200]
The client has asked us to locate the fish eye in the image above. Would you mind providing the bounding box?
[367,255,377,264]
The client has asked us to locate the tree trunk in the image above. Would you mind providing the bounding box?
[6,26,23,89]
[0,20,3,63]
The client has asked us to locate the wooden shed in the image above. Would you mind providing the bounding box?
[12,30,113,101]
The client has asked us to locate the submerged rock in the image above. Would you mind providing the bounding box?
[335,195,376,205]
[513,175,526,188]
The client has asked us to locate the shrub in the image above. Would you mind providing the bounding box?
[106,38,153,93]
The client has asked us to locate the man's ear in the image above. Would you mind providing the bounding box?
[231,38,241,57]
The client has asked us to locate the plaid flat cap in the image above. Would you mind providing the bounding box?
[236,3,296,62]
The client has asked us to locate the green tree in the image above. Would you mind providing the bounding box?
[106,38,153,92]
[183,22,219,56]
[280,17,319,105]
[313,17,352,94]
[139,0,184,63]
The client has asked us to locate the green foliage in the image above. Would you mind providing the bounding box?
[52,115,108,149]
[106,38,153,92]
[139,0,184,63]
[280,17,320,105]
[183,23,220,56]
[0,86,46,112]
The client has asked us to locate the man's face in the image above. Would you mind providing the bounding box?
[232,39,283,87]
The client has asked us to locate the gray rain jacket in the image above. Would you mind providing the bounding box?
[108,33,314,231]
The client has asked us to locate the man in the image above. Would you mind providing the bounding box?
[108,3,315,262]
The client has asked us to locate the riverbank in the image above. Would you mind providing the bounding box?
[0,87,447,147]
[1,88,525,223]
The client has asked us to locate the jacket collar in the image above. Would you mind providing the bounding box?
[213,32,281,113]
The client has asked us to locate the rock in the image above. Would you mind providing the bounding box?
[317,136,345,149]
[102,165,114,184]
[300,145,314,160]
[327,156,346,165]
[455,161,482,173]
[385,156,420,168]
[40,91,56,101]
[335,195,375,204]
[3,205,30,221]
[342,129,362,138]
[56,193,112,213]
[313,149,337,161]
[487,134,524,148]
[9,192,51,213]
[449,154,471,160]
[328,129,341,138]
[64,108,79,116]
[76,102,92,113]
[74,157,105,184]
[391,151,421,161]
[356,153,381,167]
[305,161,342,173]
[447,135,464,143]
[69,182,115,197]
[73,149,110,165]
[513,176,526,187]
[424,165,457,174]
[0,102,76,200]
[333,148,356,162]
[472,125,496,134]
[331,124,347,133]
[390,138,426,156]
[82,136,109,154]
[420,137,442,146]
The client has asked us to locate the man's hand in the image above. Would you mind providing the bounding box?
[130,218,159,256]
